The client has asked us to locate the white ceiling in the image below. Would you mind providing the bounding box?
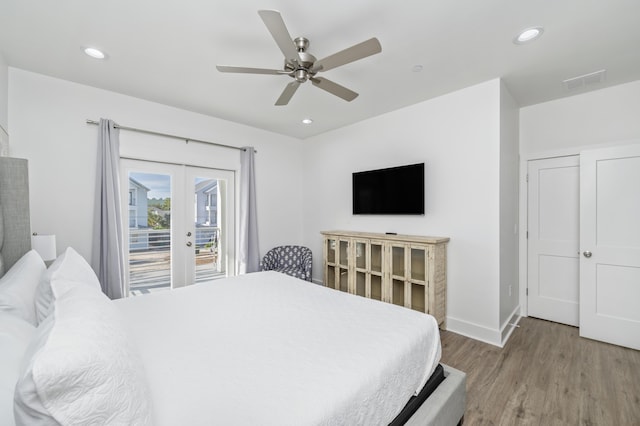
[1,0,639,139]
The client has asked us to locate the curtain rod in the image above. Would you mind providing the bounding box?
[85,119,256,153]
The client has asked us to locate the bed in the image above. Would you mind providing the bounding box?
[0,156,466,426]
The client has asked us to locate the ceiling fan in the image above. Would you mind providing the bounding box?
[216,10,382,106]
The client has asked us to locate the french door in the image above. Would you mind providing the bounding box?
[121,159,235,296]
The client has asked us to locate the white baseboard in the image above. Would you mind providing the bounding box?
[445,316,503,347]
[446,306,522,348]
[500,306,522,346]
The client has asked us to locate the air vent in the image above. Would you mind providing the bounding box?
[563,69,607,91]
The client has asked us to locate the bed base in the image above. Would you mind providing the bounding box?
[405,364,466,426]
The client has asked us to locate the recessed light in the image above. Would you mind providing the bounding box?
[412,65,423,73]
[514,27,544,44]
[84,47,106,59]
[302,118,313,125]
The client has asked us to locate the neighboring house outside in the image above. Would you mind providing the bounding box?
[129,177,150,250]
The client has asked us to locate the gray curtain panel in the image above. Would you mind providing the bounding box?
[238,147,260,273]
[91,118,125,299]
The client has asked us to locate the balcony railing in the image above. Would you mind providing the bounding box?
[128,226,223,296]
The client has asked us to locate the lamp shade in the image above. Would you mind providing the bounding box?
[31,234,57,261]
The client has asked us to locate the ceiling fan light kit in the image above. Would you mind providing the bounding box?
[216,9,382,106]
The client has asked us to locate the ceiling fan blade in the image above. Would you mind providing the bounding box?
[310,77,358,102]
[275,81,301,106]
[258,10,299,64]
[312,37,382,73]
[216,65,290,75]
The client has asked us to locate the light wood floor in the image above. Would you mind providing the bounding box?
[440,317,640,425]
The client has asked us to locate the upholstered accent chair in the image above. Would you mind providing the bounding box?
[260,245,312,281]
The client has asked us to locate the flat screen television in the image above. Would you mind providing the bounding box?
[352,163,424,215]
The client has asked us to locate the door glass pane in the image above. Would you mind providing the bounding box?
[339,267,349,292]
[355,241,366,269]
[411,283,426,312]
[339,240,349,265]
[411,248,426,281]
[193,177,224,283]
[371,275,382,300]
[326,265,336,289]
[392,279,405,306]
[371,243,383,273]
[127,172,172,296]
[356,271,366,296]
[327,239,336,263]
[392,246,405,277]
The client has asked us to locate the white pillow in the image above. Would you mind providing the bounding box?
[14,280,153,426]
[35,247,101,324]
[0,250,46,325]
[0,312,37,426]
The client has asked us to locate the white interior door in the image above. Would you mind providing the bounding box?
[580,144,640,350]
[527,156,580,326]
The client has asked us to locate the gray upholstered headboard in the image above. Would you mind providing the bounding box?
[0,157,31,278]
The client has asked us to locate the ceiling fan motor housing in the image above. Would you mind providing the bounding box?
[291,48,317,82]
[294,69,308,83]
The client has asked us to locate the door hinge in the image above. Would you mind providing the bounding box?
[526,288,528,296]
[526,231,528,239]
[526,173,529,182]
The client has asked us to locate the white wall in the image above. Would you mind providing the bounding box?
[301,79,505,344]
[0,53,8,132]
[8,67,530,345]
[8,68,304,264]
[499,81,519,336]
[521,80,640,156]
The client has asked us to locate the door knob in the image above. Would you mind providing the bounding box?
[583,251,592,258]
[186,241,192,247]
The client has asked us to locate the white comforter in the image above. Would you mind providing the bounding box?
[114,271,441,426]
